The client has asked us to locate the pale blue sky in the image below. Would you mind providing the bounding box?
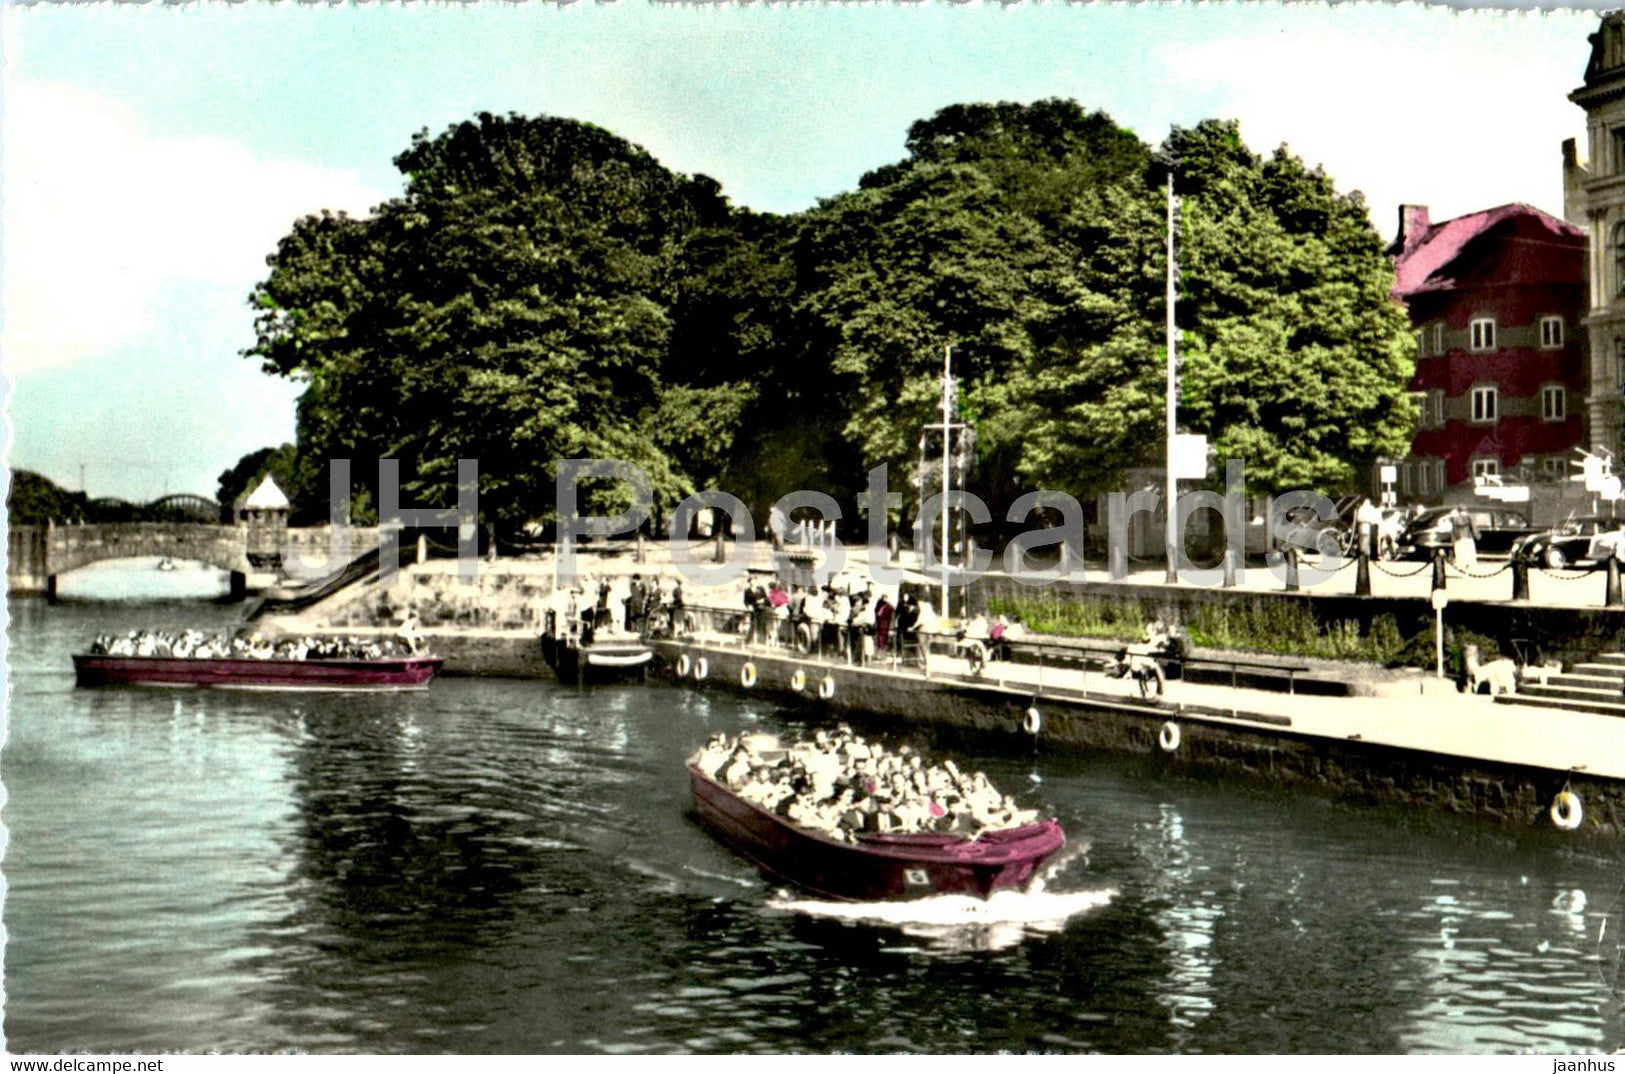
[0,2,1604,501]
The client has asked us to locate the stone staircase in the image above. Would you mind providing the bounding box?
[1497,651,1625,716]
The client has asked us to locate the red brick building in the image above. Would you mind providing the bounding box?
[1389,203,1587,498]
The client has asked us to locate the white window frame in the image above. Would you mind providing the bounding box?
[1541,456,1567,480]
[1432,323,1444,355]
[1542,384,1567,422]
[1471,385,1498,424]
[1470,318,1497,352]
[1425,390,1446,428]
[1471,457,1500,481]
[1415,330,1426,358]
[1540,316,1564,349]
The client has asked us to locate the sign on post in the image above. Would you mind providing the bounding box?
[1171,434,1209,480]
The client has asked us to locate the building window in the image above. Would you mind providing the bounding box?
[1542,456,1567,480]
[1470,318,1496,352]
[1418,389,1445,429]
[1432,323,1444,355]
[1415,330,1425,358]
[1615,221,1625,293]
[1472,458,1500,481]
[1614,128,1625,173]
[1542,384,1567,422]
[1540,316,1564,349]
[1471,385,1498,423]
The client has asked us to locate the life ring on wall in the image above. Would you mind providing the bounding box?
[1158,721,1181,753]
[791,668,808,692]
[819,675,836,700]
[676,654,691,678]
[740,662,758,688]
[694,656,709,681]
[1023,707,1042,736]
[1551,789,1584,831]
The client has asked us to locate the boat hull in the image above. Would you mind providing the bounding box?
[540,634,652,685]
[73,654,443,691]
[689,764,1064,901]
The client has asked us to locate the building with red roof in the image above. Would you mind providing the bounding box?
[1388,203,1587,498]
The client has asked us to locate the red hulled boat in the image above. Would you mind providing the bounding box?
[688,762,1065,902]
[73,653,443,691]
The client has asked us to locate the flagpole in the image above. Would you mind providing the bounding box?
[940,343,952,621]
[1165,171,1180,584]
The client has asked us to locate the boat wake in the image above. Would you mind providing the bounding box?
[765,886,1116,953]
[763,829,1104,951]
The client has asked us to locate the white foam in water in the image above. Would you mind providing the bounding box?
[766,887,1116,952]
[764,838,1109,950]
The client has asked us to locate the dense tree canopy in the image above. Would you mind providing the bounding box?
[8,470,90,526]
[216,443,301,519]
[246,102,1415,537]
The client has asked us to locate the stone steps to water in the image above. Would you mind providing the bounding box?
[1496,650,1625,714]
[1518,681,1625,702]
[1497,691,1625,717]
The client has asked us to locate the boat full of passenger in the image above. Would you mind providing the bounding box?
[74,630,442,691]
[688,727,1065,901]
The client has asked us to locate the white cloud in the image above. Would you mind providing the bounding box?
[1,80,392,374]
[1164,18,1589,236]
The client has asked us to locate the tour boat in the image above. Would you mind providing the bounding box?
[73,652,443,691]
[688,759,1065,901]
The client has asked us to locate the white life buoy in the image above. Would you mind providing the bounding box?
[1551,789,1584,831]
[676,653,691,678]
[740,662,758,688]
[1158,721,1181,753]
[791,668,808,692]
[1023,707,1042,735]
[694,656,709,681]
[819,675,836,700]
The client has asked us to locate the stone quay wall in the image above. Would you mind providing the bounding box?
[653,640,1625,841]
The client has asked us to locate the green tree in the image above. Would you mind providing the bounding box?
[7,469,89,526]
[1013,120,1414,498]
[790,99,1151,515]
[216,443,301,519]
[247,113,734,533]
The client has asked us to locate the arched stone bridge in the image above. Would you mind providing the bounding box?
[9,523,252,599]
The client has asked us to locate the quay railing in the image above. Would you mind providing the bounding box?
[660,602,1314,701]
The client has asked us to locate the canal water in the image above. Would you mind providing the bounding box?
[8,585,1625,1053]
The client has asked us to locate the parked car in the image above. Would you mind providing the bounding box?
[1398,507,1536,560]
[1510,515,1625,568]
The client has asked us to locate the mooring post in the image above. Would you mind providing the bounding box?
[1431,548,1447,593]
[1283,547,1299,593]
[1222,546,1237,588]
[1608,554,1622,607]
[1355,545,1371,597]
[1511,557,1530,601]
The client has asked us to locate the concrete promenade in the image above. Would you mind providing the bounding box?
[934,649,1621,779]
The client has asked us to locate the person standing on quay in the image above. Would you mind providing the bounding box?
[874,593,895,660]
[1449,507,1479,569]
